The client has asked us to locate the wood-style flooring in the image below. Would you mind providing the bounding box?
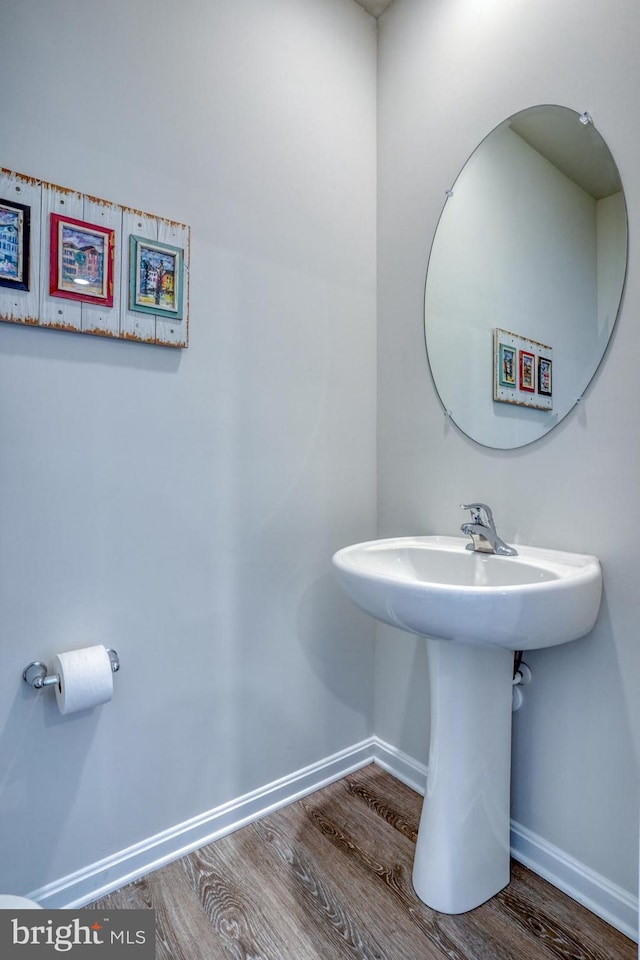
[88,765,636,959]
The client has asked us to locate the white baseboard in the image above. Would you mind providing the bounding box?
[370,735,429,794]
[28,734,638,945]
[29,738,375,909]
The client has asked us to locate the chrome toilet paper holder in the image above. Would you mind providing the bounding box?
[23,649,120,690]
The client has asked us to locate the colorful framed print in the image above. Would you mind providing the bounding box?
[129,235,183,319]
[538,356,552,397]
[519,350,536,392]
[498,343,516,388]
[50,214,115,305]
[0,197,30,290]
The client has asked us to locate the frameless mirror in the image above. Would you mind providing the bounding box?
[424,105,627,449]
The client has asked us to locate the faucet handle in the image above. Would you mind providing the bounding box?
[461,502,495,527]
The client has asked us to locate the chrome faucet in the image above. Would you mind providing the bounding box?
[460,502,518,556]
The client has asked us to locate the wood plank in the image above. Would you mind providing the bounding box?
[182,828,334,960]
[91,875,153,911]
[0,170,42,326]
[155,219,189,348]
[39,183,83,332]
[146,860,230,960]
[342,764,420,842]
[81,196,122,339]
[120,210,157,344]
[439,895,561,960]
[91,863,228,960]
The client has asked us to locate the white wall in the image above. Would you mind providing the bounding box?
[377,0,639,901]
[0,0,377,895]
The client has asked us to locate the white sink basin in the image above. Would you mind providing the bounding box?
[332,533,603,915]
[332,535,602,650]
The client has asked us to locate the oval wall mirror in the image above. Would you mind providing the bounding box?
[424,105,627,449]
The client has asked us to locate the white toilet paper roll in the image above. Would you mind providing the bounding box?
[54,645,114,715]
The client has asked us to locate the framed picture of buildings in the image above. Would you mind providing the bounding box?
[129,235,184,320]
[0,197,30,290]
[519,350,536,392]
[497,342,516,389]
[49,213,115,306]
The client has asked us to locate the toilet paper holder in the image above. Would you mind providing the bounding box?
[23,649,120,690]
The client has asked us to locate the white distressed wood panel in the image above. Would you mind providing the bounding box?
[81,196,123,339]
[0,171,43,327]
[39,184,84,332]
[0,165,190,347]
[155,219,189,348]
[120,210,157,344]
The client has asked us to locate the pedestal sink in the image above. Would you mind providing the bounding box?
[332,535,602,914]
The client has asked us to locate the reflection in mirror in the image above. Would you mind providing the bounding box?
[424,105,627,449]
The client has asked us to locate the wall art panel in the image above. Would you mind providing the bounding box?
[0,168,190,348]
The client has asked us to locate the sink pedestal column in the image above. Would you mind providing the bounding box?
[412,636,514,914]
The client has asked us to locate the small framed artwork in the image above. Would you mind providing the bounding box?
[538,356,552,397]
[498,343,516,388]
[0,197,30,290]
[50,213,115,305]
[493,328,553,411]
[519,350,536,392]
[129,235,184,319]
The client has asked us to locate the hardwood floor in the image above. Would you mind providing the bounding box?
[88,765,636,959]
